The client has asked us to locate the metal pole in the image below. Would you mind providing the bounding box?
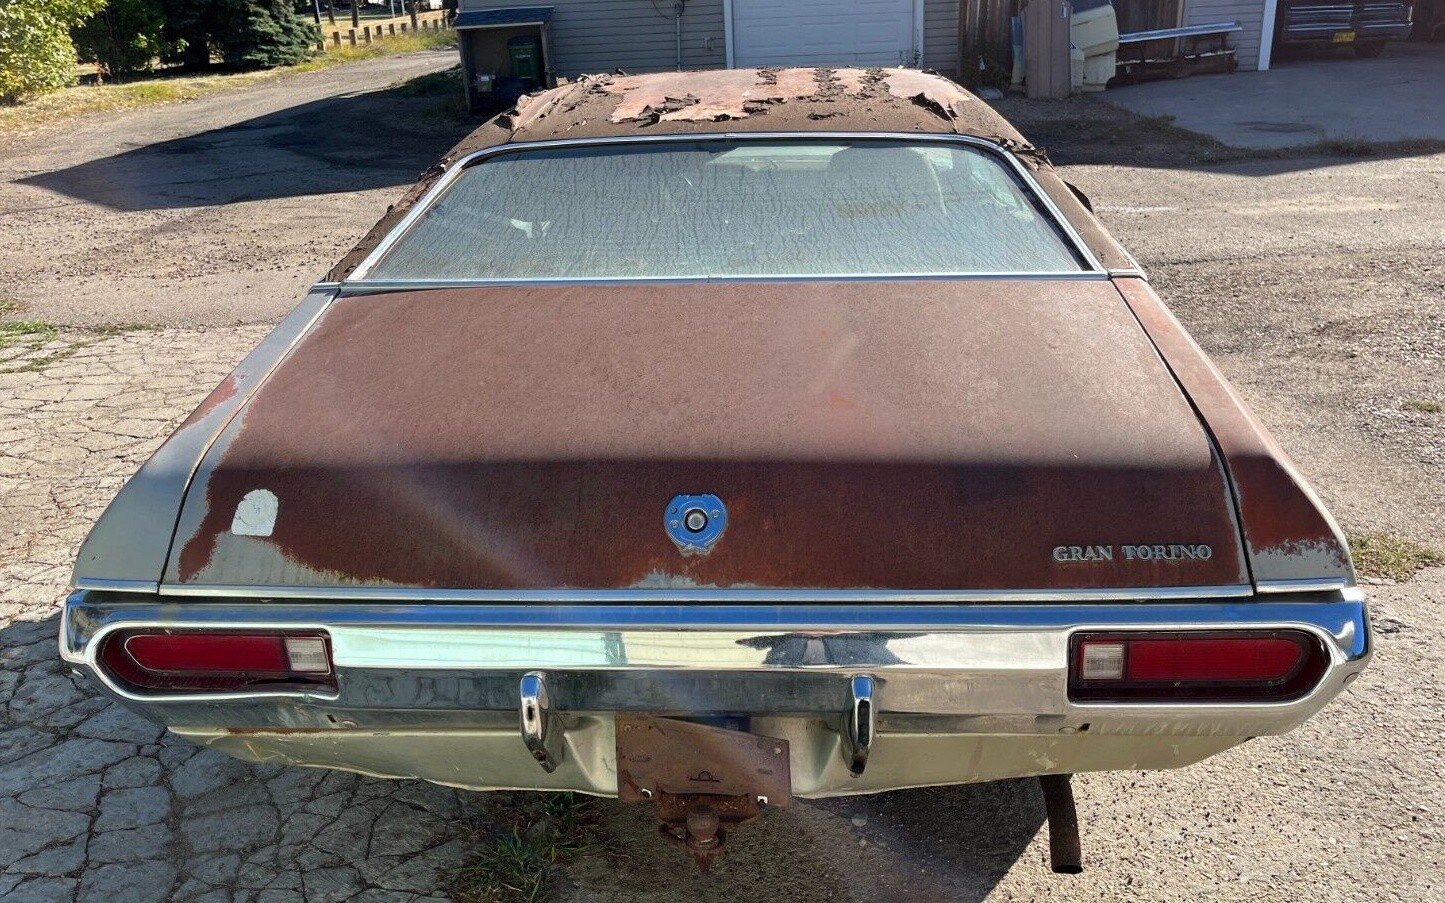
[674,2,684,70]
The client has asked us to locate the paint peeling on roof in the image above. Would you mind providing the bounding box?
[604,68,831,123]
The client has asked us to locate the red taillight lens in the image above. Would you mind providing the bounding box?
[1124,637,1304,682]
[1069,630,1328,702]
[100,631,334,693]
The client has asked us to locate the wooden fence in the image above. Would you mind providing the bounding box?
[957,0,1184,82]
[316,11,453,52]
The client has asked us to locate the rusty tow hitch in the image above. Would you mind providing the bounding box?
[615,715,792,872]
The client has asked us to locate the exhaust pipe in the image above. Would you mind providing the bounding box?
[1039,774,1083,874]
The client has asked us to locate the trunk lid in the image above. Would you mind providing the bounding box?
[168,281,1249,594]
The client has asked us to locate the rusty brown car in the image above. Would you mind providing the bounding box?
[64,68,1369,871]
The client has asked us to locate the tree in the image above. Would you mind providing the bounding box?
[162,0,319,70]
[0,0,106,102]
[216,0,318,68]
[72,0,173,78]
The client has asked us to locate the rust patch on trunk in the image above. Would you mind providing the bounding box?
[180,375,239,430]
[1114,277,1353,583]
[172,281,1249,592]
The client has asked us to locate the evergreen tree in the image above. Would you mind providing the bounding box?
[162,0,318,70]
[215,0,317,67]
[72,0,174,78]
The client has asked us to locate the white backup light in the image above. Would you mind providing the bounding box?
[283,637,331,673]
[1079,642,1126,680]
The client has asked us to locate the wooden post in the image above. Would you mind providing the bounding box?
[348,28,357,46]
[1023,0,1072,98]
[350,0,359,29]
[332,31,340,46]
[388,23,396,35]
[326,0,335,25]
[364,25,371,43]
[409,1,419,30]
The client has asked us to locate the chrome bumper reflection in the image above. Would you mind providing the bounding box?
[61,590,1369,795]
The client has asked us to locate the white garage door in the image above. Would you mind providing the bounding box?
[732,0,918,69]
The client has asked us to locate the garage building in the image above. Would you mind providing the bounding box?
[451,0,1325,108]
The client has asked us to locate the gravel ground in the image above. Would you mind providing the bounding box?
[2,63,1442,902]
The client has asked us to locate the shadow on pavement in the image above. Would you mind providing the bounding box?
[19,70,470,213]
[827,779,1050,900]
[555,774,1045,901]
[5,610,1044,902]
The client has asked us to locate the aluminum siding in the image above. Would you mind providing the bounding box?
[458,0,726,75]
[1183,0,1264,69]
[925,0,962,73]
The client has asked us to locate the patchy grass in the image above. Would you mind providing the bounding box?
[1351,533,1445,582]
[0,31,457,137]
[1402,399,1442,414]
[0,302,156,373]
[1294,137,1445,160]
[384,64,468,121]
[296,29,456,71]
[1,302,58,355]
[0,319,58,351]
[449,793,597,903]
[388,63,463,97]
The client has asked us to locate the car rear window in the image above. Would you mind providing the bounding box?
[364,139,1089,280]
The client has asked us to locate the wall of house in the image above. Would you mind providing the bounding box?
[459,0,726,76]
[1183,0,1265,69]
[460,0,964,75]
[924,0,962,74]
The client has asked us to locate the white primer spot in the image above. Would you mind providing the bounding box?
[231,489,279,537]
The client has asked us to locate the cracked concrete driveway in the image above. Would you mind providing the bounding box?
[3,64,1444,902]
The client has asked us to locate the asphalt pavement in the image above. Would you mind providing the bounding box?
[1109,41,1445,148]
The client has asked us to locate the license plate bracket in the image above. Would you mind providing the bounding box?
[615,715,791,804]
[615,715,792,871]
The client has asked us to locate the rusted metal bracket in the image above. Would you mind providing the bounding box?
[843,674,875,776]
[616,715,791,872]
[519,672,563,773]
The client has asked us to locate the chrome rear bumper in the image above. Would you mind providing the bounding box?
[60,590,1370,797]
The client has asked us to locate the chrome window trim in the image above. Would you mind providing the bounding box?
[74,578,162,594]
[1255,577,1354,595]
[337,272,1113,295]
[129,582,1256,603]
[344,131,1107,283]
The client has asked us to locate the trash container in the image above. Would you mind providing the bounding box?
[507,35,542,89]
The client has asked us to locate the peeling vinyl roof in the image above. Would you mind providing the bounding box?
[329,68,1132,280]
[498,67,1033,144]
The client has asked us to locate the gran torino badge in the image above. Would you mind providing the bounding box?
[1053,543,1214,563]
[665,494,728,555]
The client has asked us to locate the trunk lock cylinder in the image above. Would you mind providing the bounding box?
[665,494,728,555]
